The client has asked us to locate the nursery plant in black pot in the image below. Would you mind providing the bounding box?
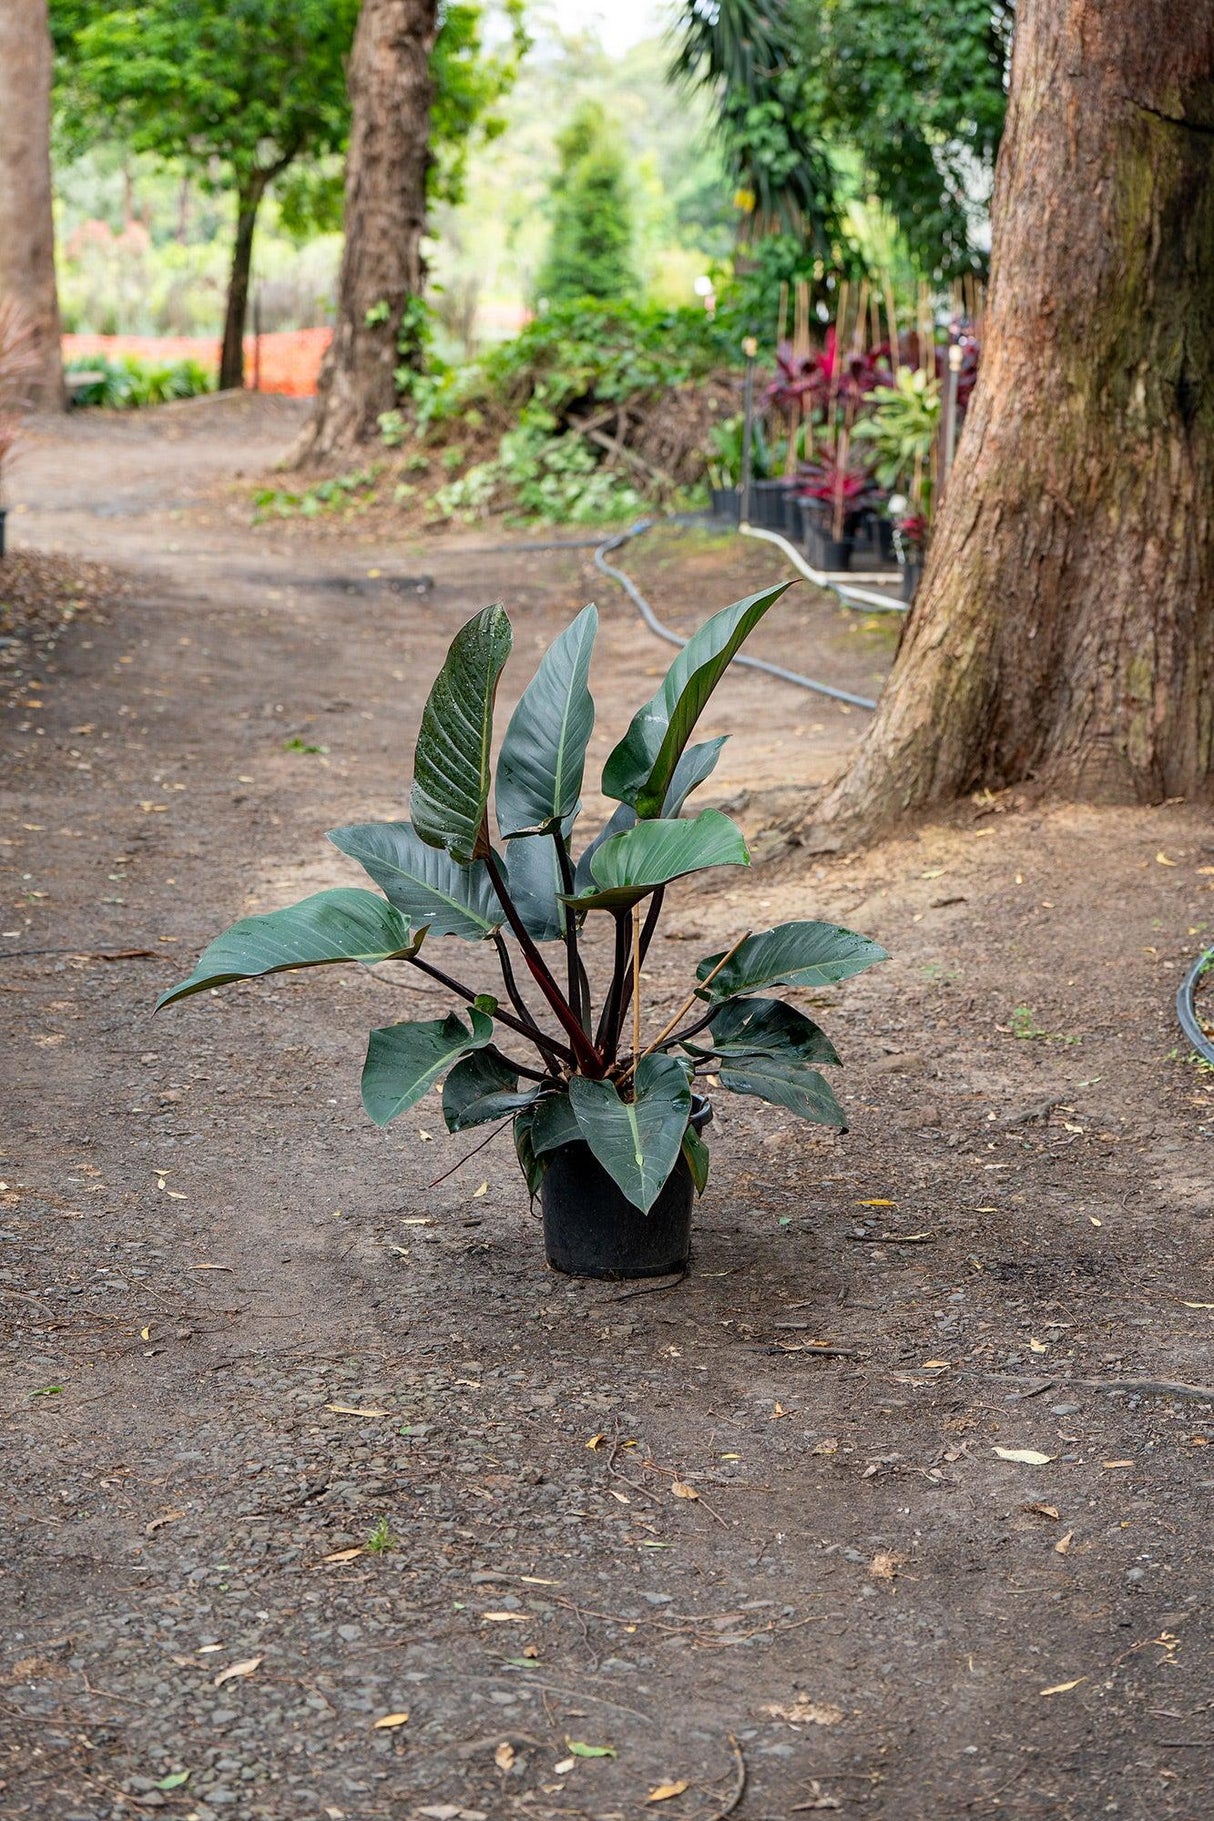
[158,588,887,1278]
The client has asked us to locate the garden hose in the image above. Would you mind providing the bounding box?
[1178,947,1214,1065]
[592,518,881,711]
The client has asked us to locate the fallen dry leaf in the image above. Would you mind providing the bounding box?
[1029,1338,1048,1354]
[213,1656,262,1688]
[869,1551,906,1582]
[372,1712,409,1730]
[857,1198,897,1206]
[1183,1301,1214,1310]
[646,1780,690,1802]
[481,1612,526,1623]
[318,1546,365,1565]
[762,1700,845,1726]
[325,1403,389,1418]
[585,1433,607,1450]
[494,1741,515,1772]
[1055,1530,1074,1555]
[552,1758,575,1775]
[993,1447,1056,1466]
[145,1509,185,1535]
[473,1181,488,1198]
[1156,852,1179,866]
[1040,1677,1086,1696]
[1102,1460,1134,1470]
[671,1481,699,1500]
[1025,1503,1060,1521]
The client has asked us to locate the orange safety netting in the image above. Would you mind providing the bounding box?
[62,328,332,398]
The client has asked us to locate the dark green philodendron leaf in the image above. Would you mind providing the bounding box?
[496,603,597,837]
[568,1053,693,1214]
[328,821,502,940]
[569,743,726,901]
[362,1008,493,1127]
[411,604,512,863]
[513,1103,547,1199]
[662,736,727,817]
[441,1049,542,1132]
[717,1052,847,1128]
[531,1089,581,1155]
[572,801,634,897]
[565,809,749,912]
[695,921,889,1002]
[156,888,420,1009]
[685,995,841,1066]
[601,584,790,816]
[504,830,567,943]
[681,1122,710,1195]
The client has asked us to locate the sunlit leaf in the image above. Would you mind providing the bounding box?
[329,821,502,939]
[566,809,749,911]
[569,1054,692,1213]
[496,603,597,836]
[362,1008,493,1127]
[157,888,420,1008]
[411,604,512,862]
[695,920,888,1001]
[602,584,790,815]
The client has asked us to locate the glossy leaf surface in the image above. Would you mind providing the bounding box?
[329,821,502,940]
[411,605,512,863]
[442,1049,542,1132]
[531,1089,581,1156]
[717,1052,846,1127]
[504,830,567,943]
[601,584,790,816]
[566,809,749,911]
[157,888,419,1009]
[695,921,888,1001]
[362,1008,493,1127]
[496,604,597,837]
[681,1122,710,1195]
[569,1054,692,1214]
[687,995,841,1066]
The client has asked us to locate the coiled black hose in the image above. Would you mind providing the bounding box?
[1178,948,1214,1065]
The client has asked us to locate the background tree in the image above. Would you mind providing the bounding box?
[54,0,359,390]
[292,0,440,460]
[536,103,636,306]
[803,0,1011,279]
[670,0,843,267]
[0,0,63,407]
[815,0,1214,839]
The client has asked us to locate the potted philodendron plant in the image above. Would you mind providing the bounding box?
[158,588,887,1279]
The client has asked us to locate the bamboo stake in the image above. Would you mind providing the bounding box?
[883,275,900,367]
[617,932,751,1086]
[777,281,789,349]
[631,905,642,1066]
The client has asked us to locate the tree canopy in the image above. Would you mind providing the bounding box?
[536,101,637,307]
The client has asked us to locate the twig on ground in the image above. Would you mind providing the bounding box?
[711,1736,747,1821]
[844,1230,935,1244]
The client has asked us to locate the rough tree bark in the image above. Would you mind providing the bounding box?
[0,0,64,408]
[816,0,1214,840]
[291,0,439,461]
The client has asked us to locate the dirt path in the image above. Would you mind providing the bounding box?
[3,400,1214,1821]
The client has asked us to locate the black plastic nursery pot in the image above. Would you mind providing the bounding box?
[747,479,793,531]
[542,1099,712,1280]
[901,561,923,603]
[709,485,741,526]
[799,503,853,572]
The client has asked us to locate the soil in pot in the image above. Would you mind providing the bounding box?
[542,1100,712,1280]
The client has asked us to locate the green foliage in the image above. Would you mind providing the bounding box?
[852,366,942,493]
[430,0,530,208]
[419,300,736,525]
[251,469,377,522]
[801,0,1012,278]
[161,590,887,1219]
[65,353,213,408]
[536,102,637,307]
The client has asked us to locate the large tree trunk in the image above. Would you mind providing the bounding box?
[0,0,63,408]
[816,0,1214,840]
[218,177,268,392]
[292,0,439,463]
